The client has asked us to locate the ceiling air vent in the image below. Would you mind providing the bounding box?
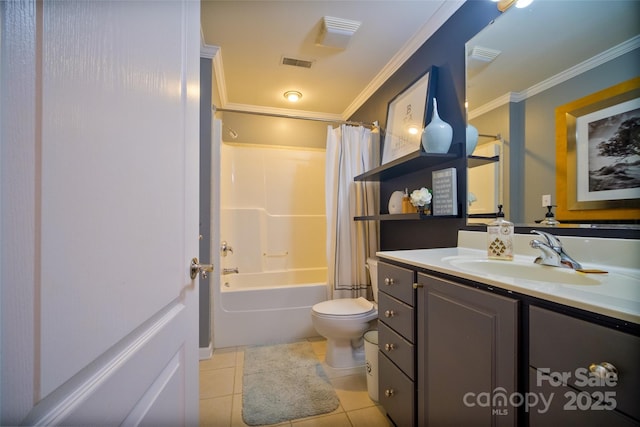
[281,56,314,69]
[469,46,501,63]
[317,16,361,49]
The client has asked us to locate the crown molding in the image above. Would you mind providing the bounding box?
[468,92,518,120]
[523,35,640,100]
[341,0,465,120]
[200,44,218,59]
[468,36,639,120]
[202,42,228,107]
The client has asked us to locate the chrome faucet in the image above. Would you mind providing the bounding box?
[529,230,582,270]
[220,241,234,257]
[222,267,239,275]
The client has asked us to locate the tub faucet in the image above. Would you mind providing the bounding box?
[529,230,582,270]
[222,267,239,275]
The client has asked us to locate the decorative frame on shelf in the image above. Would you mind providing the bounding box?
[381,66,438,165]
[555,77,640,221]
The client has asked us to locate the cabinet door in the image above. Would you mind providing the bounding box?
[530,306,640,422]
[378,262,415,305]
[528,368,638,427]
[379,322,415,380]
[417,273,518,427]
[378,291,414,342]
[379,353,415,427]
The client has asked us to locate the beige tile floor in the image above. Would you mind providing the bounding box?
[199,337,391,427]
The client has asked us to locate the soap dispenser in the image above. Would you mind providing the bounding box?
[487,204,514,260]
[402,188,412,213]
[540,205,560,226]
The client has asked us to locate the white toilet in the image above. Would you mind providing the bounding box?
[311,258,379,368]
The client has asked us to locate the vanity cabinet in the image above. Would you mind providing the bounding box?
[529,306,640,426]
[377,261,416,427]
[377,261,518,427]
[416,273,518,427]
[377,253,640,427]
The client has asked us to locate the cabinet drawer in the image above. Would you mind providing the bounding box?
[379,353,414,427]
[529,367,638,427]
[378,291,414,342]
[378,262,414,305]
[379,321,414,380]
[530,306,640,421]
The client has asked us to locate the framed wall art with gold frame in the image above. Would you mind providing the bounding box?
[555,77,640,221]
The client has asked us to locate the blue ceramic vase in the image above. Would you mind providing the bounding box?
[466,124,479,156]
[421,98,452,154]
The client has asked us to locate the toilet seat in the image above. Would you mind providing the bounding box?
[312,297,376,317]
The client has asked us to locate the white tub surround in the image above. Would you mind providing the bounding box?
[215,144,328,349]
[377,231,640,324]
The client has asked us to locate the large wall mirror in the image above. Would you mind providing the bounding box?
[465,0,639,229]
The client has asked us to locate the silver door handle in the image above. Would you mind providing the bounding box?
[190,257,214,279]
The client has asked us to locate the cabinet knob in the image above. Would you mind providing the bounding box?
[384,310,395,318]
[384,277,394,286]
[589,362,618,382]
[384,388,395,397]
[384,343,396,351]
[413,282,423,289]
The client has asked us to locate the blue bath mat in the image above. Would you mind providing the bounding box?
[242,341,339,425]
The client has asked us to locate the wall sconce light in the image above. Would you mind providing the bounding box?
[284,91,302,102]
[493,0,533,12]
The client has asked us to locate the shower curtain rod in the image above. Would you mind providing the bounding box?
[213,105,379,129]
[479,133,502,139]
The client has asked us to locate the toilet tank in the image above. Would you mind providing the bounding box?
[367,258,379,303]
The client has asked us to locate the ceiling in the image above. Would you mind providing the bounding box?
[466,0,640,116]
[200,1,639,147]
[200,0,464,131]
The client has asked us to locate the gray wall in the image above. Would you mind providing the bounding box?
[471,50,639,224]
[350,1,502,250]
[199,58,212,349]
[521,51,638,223]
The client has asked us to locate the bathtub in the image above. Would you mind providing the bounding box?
[213,268,328,348]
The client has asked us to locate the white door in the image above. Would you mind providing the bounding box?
[1,1,201,425]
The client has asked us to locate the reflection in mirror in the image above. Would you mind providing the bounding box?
[468,135,502,222]
[465,0,639,228]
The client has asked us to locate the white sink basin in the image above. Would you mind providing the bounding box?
[443,256,601,286]
[377,240,640,324]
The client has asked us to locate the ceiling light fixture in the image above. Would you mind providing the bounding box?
[284,91,302,102]
[494,0,534,12]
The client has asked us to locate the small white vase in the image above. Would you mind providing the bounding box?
[466,124,479,156]
[421,98,453,154]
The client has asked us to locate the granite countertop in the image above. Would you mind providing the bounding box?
[376,231,640,324]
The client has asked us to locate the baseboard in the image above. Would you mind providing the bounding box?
[199,342,213,360]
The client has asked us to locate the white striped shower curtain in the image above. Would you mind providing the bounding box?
[325,124,379,300]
